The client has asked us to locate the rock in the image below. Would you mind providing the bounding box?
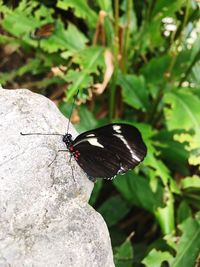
[0,88,114,267]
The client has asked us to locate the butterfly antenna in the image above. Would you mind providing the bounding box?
[20,132,63,136]
[66,90,79,134]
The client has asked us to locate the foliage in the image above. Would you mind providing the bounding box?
[1,0,200,266]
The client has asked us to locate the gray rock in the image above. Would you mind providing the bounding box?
[0,88,115,267]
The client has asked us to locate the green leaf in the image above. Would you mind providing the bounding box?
[114,234,134,267]
[190,62,200,87]
[170,218,200,267]
[137,0,185,50]
[117,73,149,111]
[2,10,38,37]
[64,69,93,96]
[59,102,98,132]
[172,50,193,81]
[98,195,131,227]
[140,55,170,85]
[33,3,54,19]
[180,175,200,190]
[154,130,190,175]
[134,124,171,186]
[0,34,17,44]
[142,249,173,267]
[40,21,88,53]
[113,172,163,213]
[0,71,17,85]
[164,90,200,130]
[152,0,185,17]
[146,156,171,186]
[164,89,200,147]
[189,148,200,167]
[73,46,105,72]
[75,105,98,132]
[59,101,74,118]
[0,58,42,85]
[16,58,42,76]
[96,0,113,13]
[155,190,175,234]
[110,227,127,248]
[57,0,97,27]
[104,16,115,47]
[66,47,104,100]
[177,201,192,224]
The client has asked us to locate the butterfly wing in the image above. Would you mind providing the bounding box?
[72,123,147,179]
[73,143,121,178]
[30,23,55,40]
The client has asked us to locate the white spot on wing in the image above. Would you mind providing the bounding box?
[87,138,104,148]
[86,134,95,137]
[73,137,104,148]
[113,125,122,134]
[117,165,126,174]
[114,133,141,162]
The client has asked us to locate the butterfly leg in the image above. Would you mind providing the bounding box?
[68,155,94,183]
[68,154,76,182]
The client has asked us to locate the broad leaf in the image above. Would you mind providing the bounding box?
[140,55,171,85]
[96,0,113,13]
[170,218,200,267]
[57,0,97,27]
[2,10,38,37]
[154,130,189,175]
[181,175,200,190]
[75,106,98,132]
[40,21,88,53]
[98,195,131,227]
[164,90,200,131]
[66,47,104,100]
[117,73,149,111]
[152,0,185,17]
[142,249,173,267]
[113,172,163,213]
[114,235,134,267]
[155,191,175,234]
[164,89,200,147]
[177,201,192,224]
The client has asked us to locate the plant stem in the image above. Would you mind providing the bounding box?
[109,0,119,121]
[147,0,190,124]
[178,49,200,87]
[121,0,132,73]
[167,0,190,80]
[146,85,164,123]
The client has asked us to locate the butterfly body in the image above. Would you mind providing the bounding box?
[63,123,147,180]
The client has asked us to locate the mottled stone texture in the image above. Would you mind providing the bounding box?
[0,88,114,267]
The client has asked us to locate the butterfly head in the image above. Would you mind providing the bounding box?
[63,133,73,148]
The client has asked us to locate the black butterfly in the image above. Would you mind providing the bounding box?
[62,123,147,179]
[21,123,146,180]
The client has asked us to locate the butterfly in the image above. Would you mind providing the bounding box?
[30,22,55,40]
[62,123,147,179]
[21,122,147,180]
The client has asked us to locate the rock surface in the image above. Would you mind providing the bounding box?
[0,88,114,267]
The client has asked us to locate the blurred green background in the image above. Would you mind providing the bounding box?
[0,0,200,266]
